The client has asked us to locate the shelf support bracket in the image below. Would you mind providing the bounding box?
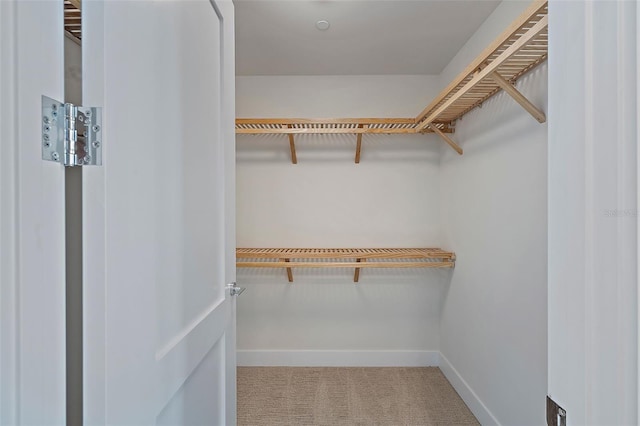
[354,258,365,282]
[355,124,364,164]
[490,72,546,123]
[428,123,463,155]
[281,258,294,282]
[286,124,297,164]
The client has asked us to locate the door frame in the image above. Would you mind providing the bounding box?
[637,3,640,420]
[548,0,639,423]
[1,1,67,424]
[219,0,237,420]
[0,1,19,423]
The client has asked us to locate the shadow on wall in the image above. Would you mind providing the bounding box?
[440,65,548,163]
[236,266,456,350]
[237,264,455,285]
[236,266,457,329]
[236,133,442,165]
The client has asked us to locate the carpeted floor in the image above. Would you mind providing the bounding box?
[237,367,479,426]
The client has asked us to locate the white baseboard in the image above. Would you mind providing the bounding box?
[439,353,501,426]
[237,350,440,367]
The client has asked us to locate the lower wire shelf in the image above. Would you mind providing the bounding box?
[236,248,456,283]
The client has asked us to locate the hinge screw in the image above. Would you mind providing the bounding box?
[51,110,57,118]
[43,116,50,124]
[92,141,101,149]
[85,110,91,117]
[43,125,51,132]
[92,125,101,132]
[78,115,84,122]
[84,155,92,164]
[43,134,50,141]
[43,141,51,148]
[51,152,59,161]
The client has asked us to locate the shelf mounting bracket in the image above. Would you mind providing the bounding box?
[354,258,365,282]
[355,124,365,163]
[428,123,463,155]
[286,124,297,164]
[282,258,294,282]
[490,71,546,123]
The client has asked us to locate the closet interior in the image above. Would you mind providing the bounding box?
[63,0,82,43]
[235,0,547,281]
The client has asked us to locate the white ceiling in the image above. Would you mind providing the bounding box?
[235,0,501,76]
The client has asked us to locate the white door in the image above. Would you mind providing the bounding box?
[82,1,237,424]
[0,1,66,424]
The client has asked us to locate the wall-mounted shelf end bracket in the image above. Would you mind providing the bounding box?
[428,123,463,155]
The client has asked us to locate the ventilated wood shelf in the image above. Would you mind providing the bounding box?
[236,248,456,283]
[236,119,452,164]
[235,119,452,135]
[414,1,548,138]
[64,0,82,44]
[236,1,548,160]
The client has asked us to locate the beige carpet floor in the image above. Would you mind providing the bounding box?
[237,367,479,426]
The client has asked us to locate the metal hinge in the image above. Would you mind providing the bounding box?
[547,396,566,426]
[42,95,102,167]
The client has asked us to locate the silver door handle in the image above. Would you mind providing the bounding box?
[226,282,245,296]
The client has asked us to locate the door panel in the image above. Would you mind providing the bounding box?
[156,339,225,426]
[83,1,236,423]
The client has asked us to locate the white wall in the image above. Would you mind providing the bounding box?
[236,75,450,364]
[438,2,548,425]
[438,1,535,87]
